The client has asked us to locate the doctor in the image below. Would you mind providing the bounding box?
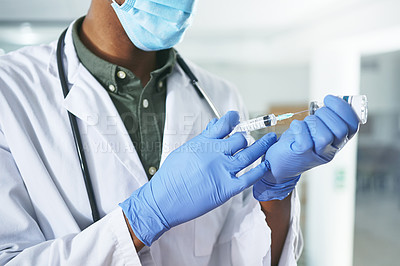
[0,0,360,265]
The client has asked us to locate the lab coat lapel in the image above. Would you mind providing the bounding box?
[161,64,214,164]
[50,23,149,186]
[63,64,148,187]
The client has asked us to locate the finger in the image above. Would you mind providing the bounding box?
[304,115,335,154]
[324,95,359,138]
[224,132,248,155]
[235,161,270,192]
[206,118,218,130]
[232,132,277,168]
[202,111,240,139]
[314,107,348,148]
[290,120,314,153]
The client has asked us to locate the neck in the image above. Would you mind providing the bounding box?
[80,0,156,86]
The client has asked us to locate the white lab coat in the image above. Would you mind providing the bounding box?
[0,23,303,266]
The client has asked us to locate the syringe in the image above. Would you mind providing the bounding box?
[231,111,307,134]
[231,95,368,134]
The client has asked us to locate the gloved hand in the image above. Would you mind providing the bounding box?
[254,95,360,201]
[120,111,277,246]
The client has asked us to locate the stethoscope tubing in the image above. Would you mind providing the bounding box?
[176,54,222,119]
[57,29,101,222]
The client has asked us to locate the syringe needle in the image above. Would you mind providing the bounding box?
[276,110,309,122]
[293,110,309,115]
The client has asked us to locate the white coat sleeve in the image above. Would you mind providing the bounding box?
[0,128,142,266]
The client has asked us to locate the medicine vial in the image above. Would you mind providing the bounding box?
[309,95,368,124]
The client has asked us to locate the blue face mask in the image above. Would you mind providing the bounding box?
[111,0,196,51]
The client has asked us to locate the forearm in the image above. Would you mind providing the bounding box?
[123,213,145,252]
[260,193,292,266]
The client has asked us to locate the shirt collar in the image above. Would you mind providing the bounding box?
[71,16,177,93]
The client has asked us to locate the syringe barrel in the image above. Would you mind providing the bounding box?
[233,114,277,133]
[309,95,368,124]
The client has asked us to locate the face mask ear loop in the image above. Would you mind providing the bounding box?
[111,0,119,6]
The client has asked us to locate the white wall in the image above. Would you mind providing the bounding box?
[307,46,360,266]
[197,63,310,115]
[0,0,89,21]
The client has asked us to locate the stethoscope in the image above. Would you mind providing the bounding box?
[56,29,221,222]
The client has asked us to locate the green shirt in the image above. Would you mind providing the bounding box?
[71,17,176,179]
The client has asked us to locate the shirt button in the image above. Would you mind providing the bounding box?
[143,99,149,108]
[158,81,164,89]
[108,84,117,93]
[117,71,126,80]
[149,166,157,176]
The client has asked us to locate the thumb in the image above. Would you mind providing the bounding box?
[202,111,240,139]
[290,120,314,153]
[205,118,218,130]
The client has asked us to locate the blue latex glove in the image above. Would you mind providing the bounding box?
[120,111,277,246]
[254,95,360,201]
